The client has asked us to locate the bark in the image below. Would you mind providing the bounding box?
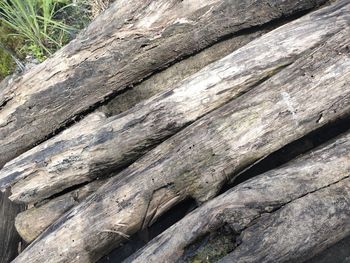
[125,132,350,262]
[2,1,349,204]
[12,25,350,263]
[0,190,25,263]
[0,0,328,168]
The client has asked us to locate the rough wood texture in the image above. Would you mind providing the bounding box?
[0,191,24,263]
[98,25,273,117]
[0,0,327,168]
[14,179,107,243]
[125,132,350,263]
[2,1,349,204]
[218,179,350,263]
[11,31,266,243]
[12,24,350,263]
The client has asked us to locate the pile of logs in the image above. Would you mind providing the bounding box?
[0,0,349,262]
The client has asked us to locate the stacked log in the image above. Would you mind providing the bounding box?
[0,0,329,168]
[0,0,349,262]
[1,0,349,204]
[10,17,350,262]
[125,131,350,263]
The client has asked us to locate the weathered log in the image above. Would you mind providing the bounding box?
[125,132,350,262]
[14,178,107,243]
[0,0,328,168]
[2,1,349,204]
[11,29,271,241]
[0,190,25,263]
[12,24,350,263]
[98,24,273,117]
[217,179,350,263]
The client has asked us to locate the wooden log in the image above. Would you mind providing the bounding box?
[0,0,327,168]
[217,179,350,263]
[98,24,274,117]
[0,190,25,263]
[14,179,107,243]
[12,25,350,263]
[2,1,349,204]
[125,133,350,262]
[12,30,270,243]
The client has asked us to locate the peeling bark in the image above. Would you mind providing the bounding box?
[2,1,349,204]
[0,0,329,168]
[11,25,350,263]
[126,132,350,262]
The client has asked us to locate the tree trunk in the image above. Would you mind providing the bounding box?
[0,0,328,168]
[125,133,350,263]
[11,25,350,263]
[2,1,349,204]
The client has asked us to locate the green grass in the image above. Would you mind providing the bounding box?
[0,0,73,60]
[0,48,15,80]
[0,22,24,79]
[0,0,103,81]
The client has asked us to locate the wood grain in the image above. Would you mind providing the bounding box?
[0,0,328,168]
[125,132,350,263]
[2,0,349,204]
[12,26,273,243]
[12,22,350,263]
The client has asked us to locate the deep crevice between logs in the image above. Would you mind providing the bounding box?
[305,234,350,263]
[34,181,91,208]
[219,114,350,194]
[97,197,197,263]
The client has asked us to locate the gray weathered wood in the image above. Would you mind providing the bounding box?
[11,28,271,243]
[217,178,350,263]
[14,179,107,243]
[125,132,350,263]
[0,0,327,168]
[12,23,350,263]
[98,24,274,117]
[0,190,25,263]
[306,235,350,263]
[2,1,349,204]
